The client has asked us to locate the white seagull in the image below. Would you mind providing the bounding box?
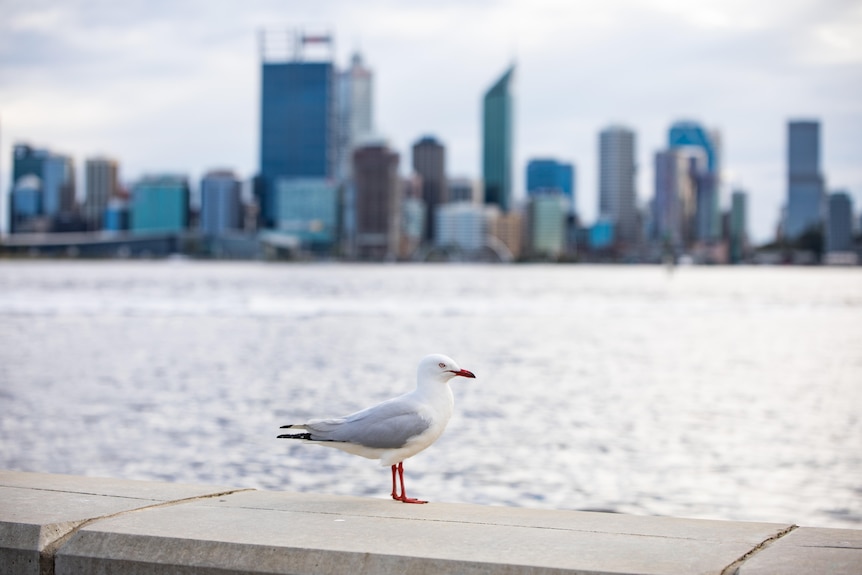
[278,354,476,503]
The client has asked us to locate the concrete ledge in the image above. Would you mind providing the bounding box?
[1,470,860,575]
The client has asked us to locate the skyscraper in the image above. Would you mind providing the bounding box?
[353,141,400,260]
[200,170,242,236]
[9,143,75,233]
[598,126,637,245]
[668,120,721,242]
[653,148,702,248]
[826,191,853,253]
[729,190,748,263]
[412,135,447,241]
[84,156,119,231]
[482,65,515,212]
[785,120,824,241]
[258,30,335,228]
[336,52,374,182]
[526,158,575,215]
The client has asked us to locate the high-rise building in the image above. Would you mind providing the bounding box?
[412,136,447,241]
[729,190,748,263]
[84,156,119,231]
[9,143,75,233]
[336,52,374,182]
[353,141,400,260]
[668,121,722,243]
[482,65,515,212]
[826,191,853,253]
[598,126,637,245]
[653,148,703,248]
[200,170,242,236]
[258,30,335,228]
[131,174,189,234]
[526,158,575,215]
[785,120,824,241]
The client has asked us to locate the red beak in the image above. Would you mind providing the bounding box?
[452,369,476,379]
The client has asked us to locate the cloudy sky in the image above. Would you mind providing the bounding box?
[2,0,861,241]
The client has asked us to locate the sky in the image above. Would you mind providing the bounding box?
[1,0,861,242]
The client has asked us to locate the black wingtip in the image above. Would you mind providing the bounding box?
[279,424,293,429]
[277,432,312,440]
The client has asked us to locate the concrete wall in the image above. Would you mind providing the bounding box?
[1,470,860,575]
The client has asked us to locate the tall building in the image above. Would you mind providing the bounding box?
[258,30,335,228]
[412,136,447,241]
[84,156,119,231]
[653,148,702,248]
[526,158,575,215]
[353,141,400,260]
[729,190,748,263]
[668,121,721,242]
[131,174,189,234]
[9,143,75,233]
[826,191,853,253]
[598,126,637,245]
[482,65,515,212]
[785,120,824,241]
[200,170,242,236]
[335,52,374,182]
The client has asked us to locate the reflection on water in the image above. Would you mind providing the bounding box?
[1,261,860,528]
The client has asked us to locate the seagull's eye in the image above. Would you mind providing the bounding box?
[438,362,446,368]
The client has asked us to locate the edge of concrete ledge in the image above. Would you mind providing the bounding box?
[2,470,860,575]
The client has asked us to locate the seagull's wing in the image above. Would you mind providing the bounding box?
[304,397,431,449]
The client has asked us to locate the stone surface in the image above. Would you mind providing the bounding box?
[0,470,240,575]
[57,489,791,575]
[1,471,859,575]
[737,526,862,575]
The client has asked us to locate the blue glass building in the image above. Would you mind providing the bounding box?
[526,158,575,215]
[785,120,824,241]
[131,175,189,234]
[482,65,515,212]
[259,59,334,228]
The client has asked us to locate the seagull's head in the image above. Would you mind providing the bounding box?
[418,354,476,384]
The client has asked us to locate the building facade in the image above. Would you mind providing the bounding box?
[335,52,374,182]
[258,30,335,228]
[526,158,575,215]
[785,120,824,241]
[274,178,338,250]
[412,136,447,242]
[353,142,400,260]
[598,126,637,245]
[131,175,190,234]
[668,121,722,242]
[84,157,119,231]
[482,65,515,212]
[200,170,243,236]
[826,191,853,253]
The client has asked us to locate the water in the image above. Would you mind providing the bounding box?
[1,261,860,529]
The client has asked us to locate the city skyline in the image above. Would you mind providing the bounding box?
[1,1,860,242]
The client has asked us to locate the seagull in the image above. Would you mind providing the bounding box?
[278,354,476,503]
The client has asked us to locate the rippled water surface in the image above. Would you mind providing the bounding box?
[1,261,860,528]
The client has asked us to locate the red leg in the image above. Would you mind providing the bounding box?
[390,464,398,500]
[392,461,427,504]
